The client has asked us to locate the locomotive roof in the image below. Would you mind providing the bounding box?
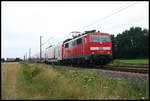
[63,32,110,43]
[63,30,97,43]
[63,38,72,43]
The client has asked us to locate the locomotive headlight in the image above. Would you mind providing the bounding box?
[92,52,95,54]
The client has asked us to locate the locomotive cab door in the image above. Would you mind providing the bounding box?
[82,37,84,55]
[82,35,87,55]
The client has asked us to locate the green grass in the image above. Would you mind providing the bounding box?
[107,59,149,67]
[119,59,149,65]
[15,62,149,100]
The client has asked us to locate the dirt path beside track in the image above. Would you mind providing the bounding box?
[1,62,21,100]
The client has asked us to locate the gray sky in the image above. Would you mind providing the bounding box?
[2,1,149,59]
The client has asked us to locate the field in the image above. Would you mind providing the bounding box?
[108,59,149,67]
[119,59,149,64]
[1,61,149,100]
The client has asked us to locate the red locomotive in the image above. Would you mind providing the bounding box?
[31,30,113,66]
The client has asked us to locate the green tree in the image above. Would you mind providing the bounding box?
[111,27,149,59]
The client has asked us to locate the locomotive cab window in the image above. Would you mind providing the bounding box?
[65,43,69,48]
[90,34,109,42]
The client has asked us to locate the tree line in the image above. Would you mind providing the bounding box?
[111,27,149,59]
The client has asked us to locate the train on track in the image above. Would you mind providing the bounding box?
[30,30,113,66]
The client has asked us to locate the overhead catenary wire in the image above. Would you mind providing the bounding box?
[59,2,138,43]
[78,2,137,32]
[42,37,54,46]
[43,2,138,48]
[51,2,139,46]
[102,17,148,31]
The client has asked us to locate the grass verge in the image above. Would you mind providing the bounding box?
[15,62,149,100]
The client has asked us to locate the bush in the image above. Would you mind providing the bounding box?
[21,62,41,83]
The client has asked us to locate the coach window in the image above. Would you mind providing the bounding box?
[58,48,60,57]
[77,38,82,45]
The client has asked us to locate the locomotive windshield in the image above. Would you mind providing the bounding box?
[90,34,109,42]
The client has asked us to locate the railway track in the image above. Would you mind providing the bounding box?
[99,66,148,74]
[53,64,149,74]
[38,62,149,84]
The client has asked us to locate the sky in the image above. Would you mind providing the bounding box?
[1,1,149,59]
